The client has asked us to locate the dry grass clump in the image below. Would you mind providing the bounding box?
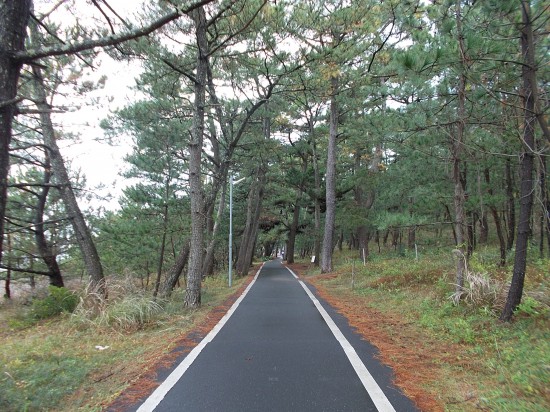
[72,276,165,331]
[450,271,507,310]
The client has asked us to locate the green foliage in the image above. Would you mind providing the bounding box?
[1,354,92,412]
[30,286,79,321]
[516,297,547,317]
[319,248,550,411]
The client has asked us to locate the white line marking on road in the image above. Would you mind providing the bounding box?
[136,264,265,412]
[285,266,397,412]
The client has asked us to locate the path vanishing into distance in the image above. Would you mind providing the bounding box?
[131,260,418,412]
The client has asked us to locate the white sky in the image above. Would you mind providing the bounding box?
[56,56,140,211]
[39,1,148,212]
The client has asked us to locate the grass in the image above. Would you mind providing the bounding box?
[299,246,549,412]
[0,272,250,411]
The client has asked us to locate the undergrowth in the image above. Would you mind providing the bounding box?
[309,247,549,412]
[0,273,247,411]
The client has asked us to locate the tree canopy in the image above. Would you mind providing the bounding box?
[0,0,548,320]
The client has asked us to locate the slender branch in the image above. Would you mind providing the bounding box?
[0,97,24,109]
[0,264,53,277]
[16,0,215,62]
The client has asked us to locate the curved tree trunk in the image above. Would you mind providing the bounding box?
[501,0,537,321]
[31,64,106,298]
[160,240,190,298]
[34,152,64,287]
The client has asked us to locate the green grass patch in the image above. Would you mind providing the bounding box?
[307,247,549,411]
[0,273,248,411]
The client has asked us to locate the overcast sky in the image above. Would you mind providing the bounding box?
[40,1,149,212]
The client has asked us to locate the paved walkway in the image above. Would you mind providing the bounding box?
[135,260,418,411]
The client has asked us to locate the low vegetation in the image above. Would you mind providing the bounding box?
[300,246,549,412]
[0,273,249,411]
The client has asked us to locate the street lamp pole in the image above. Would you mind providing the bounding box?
[228,175,245,287]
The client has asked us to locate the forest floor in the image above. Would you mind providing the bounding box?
[0,249,548,411]
[288,246,549,412]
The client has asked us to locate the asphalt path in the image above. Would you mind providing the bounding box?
[135,259,418,412]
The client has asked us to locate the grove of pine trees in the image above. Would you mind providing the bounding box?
[0,0,548,322]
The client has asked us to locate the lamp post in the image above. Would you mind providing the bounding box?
[228,175,245,287]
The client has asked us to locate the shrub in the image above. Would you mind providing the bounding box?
[450,272,506,310]
[73,294,164,331]
[30,286,79,320]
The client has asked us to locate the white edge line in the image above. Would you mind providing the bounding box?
[285,266,396,412]
[137,263,265,412]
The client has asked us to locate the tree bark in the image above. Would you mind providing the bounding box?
[501,0,537,321]
[0,0,31,266]
[311,129,322,266]
[4,233,12,298]
[236,165,267,276]
[31,64,106,298]
[34,152,64,287]
[538,156,549,257]
[285,197,301,264]
[160,240,190,298]
[184,6,208,308]
[484,168,506,266]
[202,179,227,277]
[505,158,516,251]
[235,115,270,276]
[153,197,169,298]
[321,75,339,273]
[452,0,468,296]
[286,158,307,265]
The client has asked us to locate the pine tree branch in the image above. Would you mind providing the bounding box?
[0,264,54,277]
[15,0,215,62]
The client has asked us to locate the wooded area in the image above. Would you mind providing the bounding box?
[0,0,548,323]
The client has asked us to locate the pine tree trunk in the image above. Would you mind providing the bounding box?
[484,169,507,266]
[236,166,266,276]
[34,153,64,287]
[0,0,31,266]
[31,64,106,298]
[153,198,169,298]
[286,197,300,264]
[160,241,190,298]
[501,0,537,321]
[312,134,321,266]
[243,186,264,272]
[236,178,258,275]
[4,233,12,298]
[236,114,270,276]
[538,156,548,258]
[452,0,468,295]
[184,6,208,308]
[505,159,516,251]
[202,180,227,277]
[321,75,339,273]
